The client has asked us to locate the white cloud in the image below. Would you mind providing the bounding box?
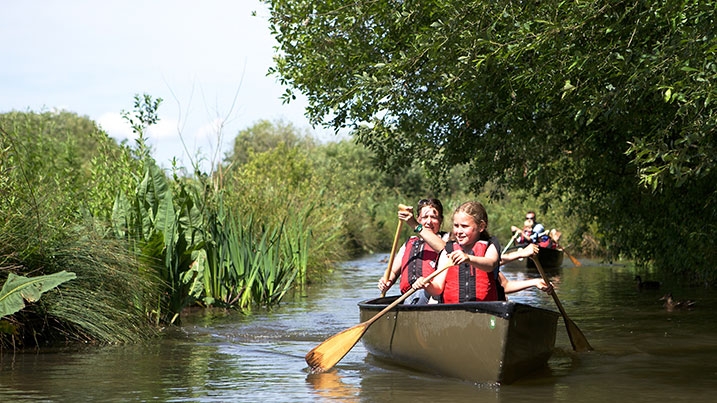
[97,111,179,142]
[96,113,132,141]
[149,119,180,140]
[196,118,226,141]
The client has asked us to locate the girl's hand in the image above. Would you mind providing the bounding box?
[448,250,468,266]
[518,244,539,258]
[535,279,553,294]
[378,278,392,292]
[411,276,428,290]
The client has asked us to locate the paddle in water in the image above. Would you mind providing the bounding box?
[306,258,451,372]
[550,230,581,267]
[531,257,593,352]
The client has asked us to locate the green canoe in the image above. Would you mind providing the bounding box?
[358,296,559,384]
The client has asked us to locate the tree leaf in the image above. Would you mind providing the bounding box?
[0,271,77,318]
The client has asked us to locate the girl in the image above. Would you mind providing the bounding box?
[412,201,501,303]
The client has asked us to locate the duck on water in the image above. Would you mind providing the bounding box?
[660,293,696,311]
[635,275,661,290]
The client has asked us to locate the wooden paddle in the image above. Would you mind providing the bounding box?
[381,204,412,297]
[501,231,521,255]
[549,229,581,266]
[562,247,582,267]
[531,257,593,352]
[306,259,451,373]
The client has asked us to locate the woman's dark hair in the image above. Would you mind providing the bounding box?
[417,198,443,221]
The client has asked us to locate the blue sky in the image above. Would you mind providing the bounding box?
[1,1,340,170]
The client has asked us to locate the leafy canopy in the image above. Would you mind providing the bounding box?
[264,0,717,278]
[266,0,715,189]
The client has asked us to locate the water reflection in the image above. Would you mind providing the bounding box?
[1,256,717,402]
[306,370,360,402]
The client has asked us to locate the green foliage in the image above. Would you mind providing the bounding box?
[112,161,204,323]
[1,107,163,347]
[38,233,161,345]
[225,141,347,280]
[265,0,717,282]
[122,93,163,163]
[111,103,318,314]
[197,199,302,309]
[225,119,316,167]
[0,209,160,348]
[0,110,134,228]
[0,271,76,318]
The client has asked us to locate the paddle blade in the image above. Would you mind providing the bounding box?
[532,256,592,353]
[305,323,368,373]
[564,317,593,352]
[557,243,582,267]
[566,251,582,267]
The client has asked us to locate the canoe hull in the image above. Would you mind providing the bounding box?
[527,247,564,269]
[358,297,559,384]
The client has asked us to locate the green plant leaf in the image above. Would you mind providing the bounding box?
[0,271,77,318]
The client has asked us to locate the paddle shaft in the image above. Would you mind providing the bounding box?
[552,234,581,267]
[305,260,451,372]
[381,220,403,297]
[530,257,593,352]
[501,231,520,255]
[369,261,449,327]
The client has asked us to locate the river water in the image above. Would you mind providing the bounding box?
[1,254,716,402]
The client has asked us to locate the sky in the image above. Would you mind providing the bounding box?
[1,1,342,170]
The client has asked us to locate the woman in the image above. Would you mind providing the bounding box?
[377,198,450,304]
[412,201,501,303]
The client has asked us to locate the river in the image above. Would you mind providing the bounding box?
[1,254,716,402]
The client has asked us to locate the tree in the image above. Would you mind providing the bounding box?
[264,0,717,281]
[224,119,316,167]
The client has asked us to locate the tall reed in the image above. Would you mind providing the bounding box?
[199,195,310,309]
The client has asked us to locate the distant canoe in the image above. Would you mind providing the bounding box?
[358,296,559,384]
[527,247,564,269]
[503,246,564,270]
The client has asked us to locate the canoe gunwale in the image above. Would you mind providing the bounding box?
[358,296,557,320]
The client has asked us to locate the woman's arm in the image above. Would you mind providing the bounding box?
[398,208,447,252]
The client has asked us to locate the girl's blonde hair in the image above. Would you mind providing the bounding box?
[454,201,491,241]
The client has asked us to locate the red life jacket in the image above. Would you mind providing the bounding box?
[399,237,440,293]
[442,240,497,303]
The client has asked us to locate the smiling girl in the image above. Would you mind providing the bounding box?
[412,201,500,303]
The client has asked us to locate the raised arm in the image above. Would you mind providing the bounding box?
[397,204,447,252]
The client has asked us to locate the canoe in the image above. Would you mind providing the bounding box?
[358,296,559,384]
[502,246,564,269]
[527,246,564,269]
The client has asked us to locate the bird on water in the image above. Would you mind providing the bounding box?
[635,275,661,290]
[660,293,696,311]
